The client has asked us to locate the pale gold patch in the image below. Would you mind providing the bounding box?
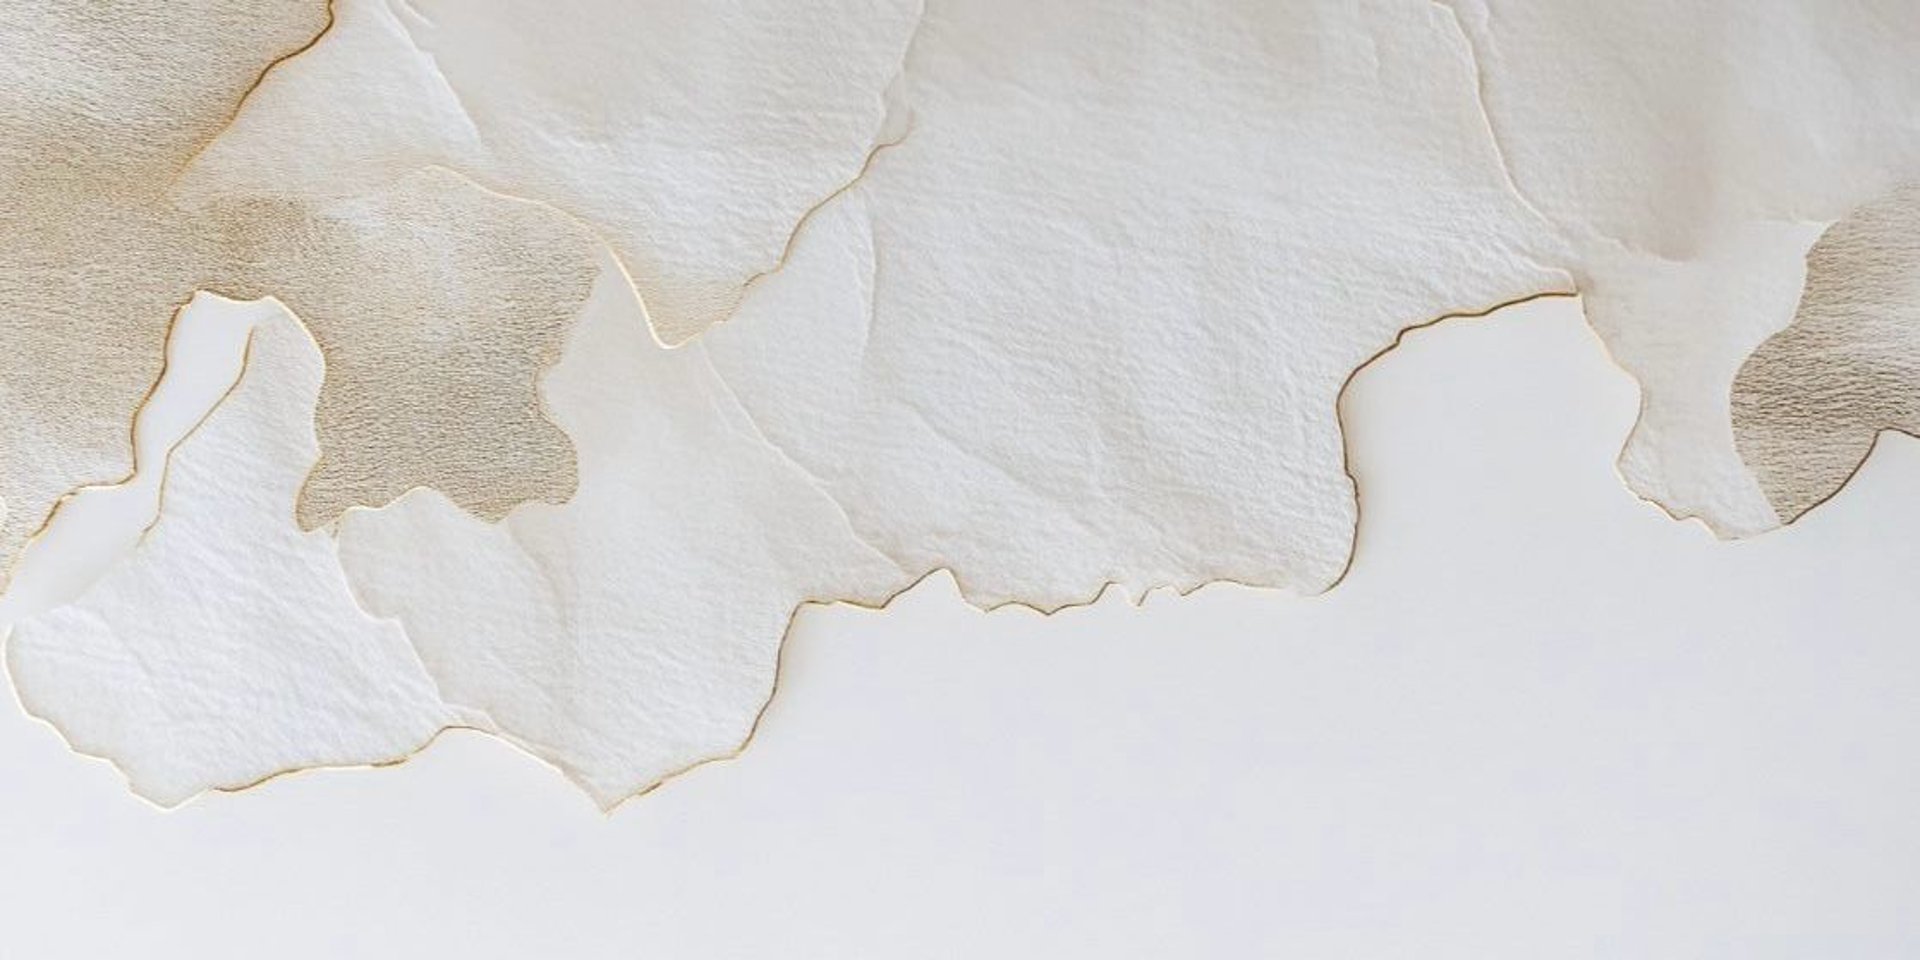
[1732,182,1920,523]
[0,1,599,579]
[194,172,598,529]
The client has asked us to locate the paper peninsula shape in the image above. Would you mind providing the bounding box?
[1,0,1916,806]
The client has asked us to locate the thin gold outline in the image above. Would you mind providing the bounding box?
[267,168,607,534]
[0,296,255,593]
[170,0,340,185]
[724,123,915,332]
[1754,426,1920,527]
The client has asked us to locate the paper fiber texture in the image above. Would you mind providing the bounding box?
[7,308,450,805]
[1734,182,1920,523]
[0,1,604,580]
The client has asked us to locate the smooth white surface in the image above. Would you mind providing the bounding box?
[3,298,1918,956]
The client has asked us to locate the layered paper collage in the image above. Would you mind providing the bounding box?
[1,0,1916,808]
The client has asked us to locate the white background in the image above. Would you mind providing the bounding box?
[1,298,1916,957]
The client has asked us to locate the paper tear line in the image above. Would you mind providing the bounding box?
[170,0,340,187]
[387,0,489,147]
[1429,0,1555,235]
[0,296,258,595]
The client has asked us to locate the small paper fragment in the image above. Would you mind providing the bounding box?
[6,307,451,806]
[336,256,910,807]
[0,1,604,583]
[0,0,330,578]
[1734,182,1920,523]
[197,168,603,529]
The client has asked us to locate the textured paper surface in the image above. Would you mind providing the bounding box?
[1438,0,1920,533]
[1734,182,1920,523]
[0,294,261,623]
[0,1,327,575]
[2,0,1918,804]
[0,1,602,585]
[7,308,450,805]
[183,0,921,346]
[338,257,910,806]
[697,0,1574,607]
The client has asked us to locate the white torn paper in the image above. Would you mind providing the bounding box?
[0,294,262,623]
[6,307,450,806]
[186,0,923,345]
[328,0,1575,803]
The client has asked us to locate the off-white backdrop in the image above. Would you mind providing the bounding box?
[1,297,1916,957]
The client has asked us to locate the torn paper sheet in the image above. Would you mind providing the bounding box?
[1436,0,1920,533]
[1734,181,1920,523]
[6,305,450,806]
[336,255,910,807]
[700,0,1571,607]
[196,168,602,529]
[183,0,924,345]
[4,0,1920,809]
[0,294,262,623]
[0,2,602,586]
[331,0,1575,804]
[0,0,328,578]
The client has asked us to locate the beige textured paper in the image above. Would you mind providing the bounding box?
[197,170,601,529]
[1734,182,1920,523]
[338,257,910,807]
[0,1,602,585]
